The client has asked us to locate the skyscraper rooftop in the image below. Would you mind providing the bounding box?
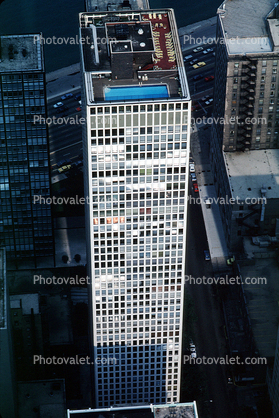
[0,34,43,72]
[218,0,275,39]
[217,0,279,54]
[86,0,149,12]
[79,9,189,103]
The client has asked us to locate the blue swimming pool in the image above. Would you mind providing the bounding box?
[104,85,169,101]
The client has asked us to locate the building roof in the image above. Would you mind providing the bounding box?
[10,293,40,315]
[86,0,149,13]
[68,402,199,418]
[79,9,189,103]
[217,0,276,54]
[0,34,44,72]
[224,149,279,201]
[17,379,66,418]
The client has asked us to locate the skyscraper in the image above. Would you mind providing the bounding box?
[79,9,190,407]
[0,34,54,266]
[0,248,17,418]
[212,0,279,153]
[210,0,279,250]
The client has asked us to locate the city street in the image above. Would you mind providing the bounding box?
[185,181,236,418]
[47,92,83,173]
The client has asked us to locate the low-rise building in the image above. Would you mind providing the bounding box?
[68,402,199,418]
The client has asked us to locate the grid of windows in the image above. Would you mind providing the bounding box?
[0,70,53,260]
[86,101,190,407]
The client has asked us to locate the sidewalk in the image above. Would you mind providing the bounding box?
[191,127,229,272]
[179,16,217,52]
[46,63,81,100]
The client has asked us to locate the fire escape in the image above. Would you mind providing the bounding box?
[236,60,257,151]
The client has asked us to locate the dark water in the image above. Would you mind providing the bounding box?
[0,0,221,72]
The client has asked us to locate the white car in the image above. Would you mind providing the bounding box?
[190,173,196,182]
[184,55,193,62]
[193,46,203,53]
[205,98,214,105]
[203,48,214,54]
[189,163,195,173]
[53,102,64,108]
[191,352,197,358]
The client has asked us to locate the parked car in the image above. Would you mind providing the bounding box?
[76,106,82,112]
[201,95,210,102]
[56,105,69,114]
[190,59,198,65]
[203,47,214,54]
[191,104,201,111]
[193,62,206,69]
[191,352,197,358]
[205,98,214,105]
[205,75,215,82]
[74,93,81,101]
[193,46,204,53]
[189,163,195,173]
[58,164,72,173]
[193,74,203,81]
[53,101,64,108]
[193,182,199,192]
[190,173,197,181]
[184,54,193,61]
[61,93,73,100]
[204,250,210,261]
[57,159,71,168]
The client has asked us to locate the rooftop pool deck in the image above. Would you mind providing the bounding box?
[104,84,169,101]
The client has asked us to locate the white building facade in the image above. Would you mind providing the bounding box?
[79,9,191,407]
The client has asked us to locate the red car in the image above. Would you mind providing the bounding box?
[193,183,199,192]
[76,107,82,112]
[205,75,214,82]
[191,104,201,111]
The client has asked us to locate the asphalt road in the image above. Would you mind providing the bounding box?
[179,17,217,53]
[183,48,216,96]
[47,93,83,172]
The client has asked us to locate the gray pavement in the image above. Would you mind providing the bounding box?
[46,63,81,101]
[190,127,229,271]
[179,17,217,52]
